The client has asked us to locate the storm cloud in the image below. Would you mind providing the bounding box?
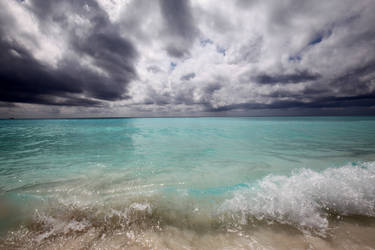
[1,0,375,117]
[160,0,199,58]
[254,71,320,85]
[0,0,137,107]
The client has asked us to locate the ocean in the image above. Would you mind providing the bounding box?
[1,116,375,249]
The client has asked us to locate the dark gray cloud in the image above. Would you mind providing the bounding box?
[328,62,375,96]
[147,65,163,73]
[222,62,375,112]
[165,45,189,58]
[0,37,101,107]
[159,0,199,57]
[204,83,222,95]
[0,0,137,107]
[254,71,320,84]
[72,31,137,100]
[207,93,375,112]
[180,72,196,81]
[159,0,198,40]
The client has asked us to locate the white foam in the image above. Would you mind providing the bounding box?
[220,161,375,233]
[34,214,90,242]
[129,202,152,213]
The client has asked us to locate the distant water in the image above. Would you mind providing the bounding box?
[1,117,375,249]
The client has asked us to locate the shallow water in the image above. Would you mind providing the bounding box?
[1,117,375,249]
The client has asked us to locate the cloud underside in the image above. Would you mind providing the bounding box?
[0,0,137,107]
[1,0,375,117]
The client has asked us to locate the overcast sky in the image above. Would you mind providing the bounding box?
[1,0,375,118]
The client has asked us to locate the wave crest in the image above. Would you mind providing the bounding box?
[220,162,375,233]
[2,162,375,249]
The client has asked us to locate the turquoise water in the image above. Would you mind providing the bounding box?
[1,117,375,248]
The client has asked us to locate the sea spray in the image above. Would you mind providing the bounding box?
[220,162,375,234]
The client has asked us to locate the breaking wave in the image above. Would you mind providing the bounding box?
[1,162,375,248]
[220,161,375,234]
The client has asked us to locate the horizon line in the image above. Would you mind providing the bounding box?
[2,114,375,120]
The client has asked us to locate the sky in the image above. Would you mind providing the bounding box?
[1,0,375,118]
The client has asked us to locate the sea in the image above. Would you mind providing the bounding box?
[1,116,375,249]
